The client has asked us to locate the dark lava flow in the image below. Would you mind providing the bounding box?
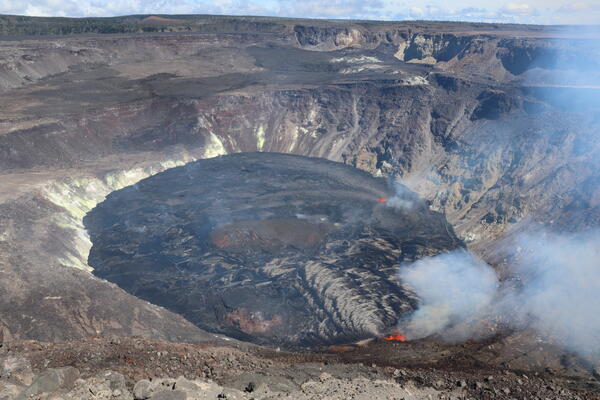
[84,153,462,347]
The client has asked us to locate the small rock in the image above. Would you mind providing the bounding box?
[20,367,79,397]
[134,379,152,399]
[104,371,127,391]
[319,372,333,382]
[110,336,121,345]
[457,380,467,388]
[0,355,34,386]
[244,381,255,393]
[149,390,186,400]
[0,382,23,399]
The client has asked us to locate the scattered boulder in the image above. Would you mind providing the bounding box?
[16,366,79,399]
[0,382,24,400]
[243,381,255,392]
[149,390,187,400]
[33,370,133,400]
[134,379,153,399]
[0,355,33,386]
[319,372,333,382]
[133,376,245,400]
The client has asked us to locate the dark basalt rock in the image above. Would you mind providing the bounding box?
[471,89,517,120]
[85,153,462,347]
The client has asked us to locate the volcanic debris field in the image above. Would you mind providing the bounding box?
[1,13,600,400]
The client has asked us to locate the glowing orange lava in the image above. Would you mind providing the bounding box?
[383,333,407,342]
[377,197,388,203]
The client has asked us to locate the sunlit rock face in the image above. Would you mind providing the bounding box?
[85,153,461,347]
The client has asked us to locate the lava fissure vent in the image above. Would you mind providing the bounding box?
[84,153,462,347]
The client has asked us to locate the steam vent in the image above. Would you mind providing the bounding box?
[84,153,461,347]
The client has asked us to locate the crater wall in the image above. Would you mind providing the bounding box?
[1,19,599,342]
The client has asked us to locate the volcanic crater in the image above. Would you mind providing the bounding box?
[2,16,600,398]
[84,153,462,347]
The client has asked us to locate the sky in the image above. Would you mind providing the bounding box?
[0,0,599,25]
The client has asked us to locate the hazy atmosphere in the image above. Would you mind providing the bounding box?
[1,0,599,24]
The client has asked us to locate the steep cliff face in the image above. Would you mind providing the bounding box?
[1,18,599,343]
[4,73,584,247]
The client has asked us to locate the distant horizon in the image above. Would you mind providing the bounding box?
[0,1,599,26]
[1,12,600,29]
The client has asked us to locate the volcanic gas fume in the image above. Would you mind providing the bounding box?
[395,230,600,362]
[397,250,499,340]
[505,230,600,362]
[385,182,420,212]
[84,153,461,347]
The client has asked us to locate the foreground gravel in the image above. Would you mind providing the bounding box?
[1,336,599,399]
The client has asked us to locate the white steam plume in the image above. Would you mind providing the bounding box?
[399,250,499,339]
[398,230,600,361]
[386,182,419,211]
[507,230,600,361]
[396,27,600,363]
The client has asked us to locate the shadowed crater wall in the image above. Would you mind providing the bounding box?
[84,153,462,347]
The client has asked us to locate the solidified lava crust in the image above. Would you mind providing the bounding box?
[84,153,462,347]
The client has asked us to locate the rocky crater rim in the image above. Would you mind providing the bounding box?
[29,142,227,273]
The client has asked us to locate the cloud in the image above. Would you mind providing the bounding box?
[559,1,596,13]
[0,0,271,17]
[500,2,538,16]
[0,0,599,24]
[408,7,425,18]
[277,0,385,19]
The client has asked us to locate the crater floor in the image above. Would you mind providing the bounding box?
[84,153,461,347]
